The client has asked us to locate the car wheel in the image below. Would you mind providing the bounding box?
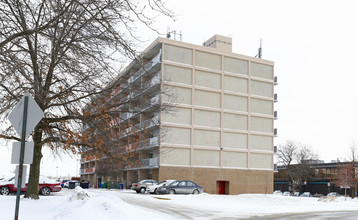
[0,186,10,195]
[169,189,175,194]
[41,187,51,196]
[154,188,158,195]
[193,189,199,195]
[140,187,146,193]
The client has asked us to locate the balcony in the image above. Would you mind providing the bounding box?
[141,157,159,168]
[274,128,278,137]
[274,93,278,103]
[80,167,96,174]
[274,111,278,120]
[141,136,159,149]
[143,72,161,91]
[120,112,133,121]
[128,52,161,84]
[141,94,160,111]
[141,114,160,129]
[274,76,278,85]
[80,156,97,163]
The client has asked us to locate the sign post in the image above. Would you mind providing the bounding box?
[14,96,28,220]
[8,92,44,220]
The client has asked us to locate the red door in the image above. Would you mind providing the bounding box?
[218,181,225,194]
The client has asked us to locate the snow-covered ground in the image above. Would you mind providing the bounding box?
[1,187,357,220]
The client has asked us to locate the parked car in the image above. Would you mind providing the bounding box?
[157,180,203,195]
[131,179,158,193]
[327,192,339,197]
[301,192,312,197]
[61,180,71,188]
[0,176,61,196]
[283,191,291,196]
[273,190,282,195]
[146,180,176,194]
[293,192,300,196]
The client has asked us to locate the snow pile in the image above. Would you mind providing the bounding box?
[0,189,358,220]
[69,186,90,201]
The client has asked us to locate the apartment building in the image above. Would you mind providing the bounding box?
[81,34,277,194]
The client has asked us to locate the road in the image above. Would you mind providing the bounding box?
[116,192,358,220]
[248,211,358,220]
[116,192,239,219]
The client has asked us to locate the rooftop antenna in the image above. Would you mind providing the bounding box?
[255,38,262,58]
[166,27,182,41]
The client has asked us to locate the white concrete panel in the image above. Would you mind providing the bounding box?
[162,107,191,125]
[222,132,247,149]
[223,75,247,93]
[195,51,221,70]
[163,64,192,85]
[163,44,192,65]
[251,62,273,80]
[193,129,220,147]
[250,98,273,115]
[222,152,247,167]
[194,109,220,128]
[195,70,221,89]
[223,94,247,112]
[160,148,190,165]
[194,90,221,108]
[250,153,273,169]
[250,116,273,133]
[163,127,191,145]
[250,135,273,151]
[250,80,273,97]
[163,86,192,105]
[224,56,248,75]
[222,113,247,130]
[193,149,219,166]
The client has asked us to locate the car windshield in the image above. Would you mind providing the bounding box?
[169,181,179,186]
[158,181,166,185]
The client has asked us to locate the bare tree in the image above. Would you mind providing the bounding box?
[0,0,172,199]
[277,140,317,193]
[331,163,358,200]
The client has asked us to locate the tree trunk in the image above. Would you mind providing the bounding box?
[24,129,43,199]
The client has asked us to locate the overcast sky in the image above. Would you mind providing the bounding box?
[1,0,358,177]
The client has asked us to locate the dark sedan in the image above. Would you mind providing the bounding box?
[157,180,203,194]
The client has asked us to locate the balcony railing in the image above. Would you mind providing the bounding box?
[141,114,160,129]
[80,167,96,174]
[128,52,161,84]
[274,93,278,103]
[141,157,159,168]
[140,136,159,149]
[141,94,160,111]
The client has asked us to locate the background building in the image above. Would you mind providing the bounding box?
[81,34,276,194]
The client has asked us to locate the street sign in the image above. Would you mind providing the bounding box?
[8,92,44,220]
[14,165,27,189]
[8,91,44,138]
[11,142,34,164]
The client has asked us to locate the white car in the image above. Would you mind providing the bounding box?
[273,190,282,195]
[283,191,291,196]
[146,180,176,194]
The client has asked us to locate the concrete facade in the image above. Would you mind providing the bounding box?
[81,35,276,194]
